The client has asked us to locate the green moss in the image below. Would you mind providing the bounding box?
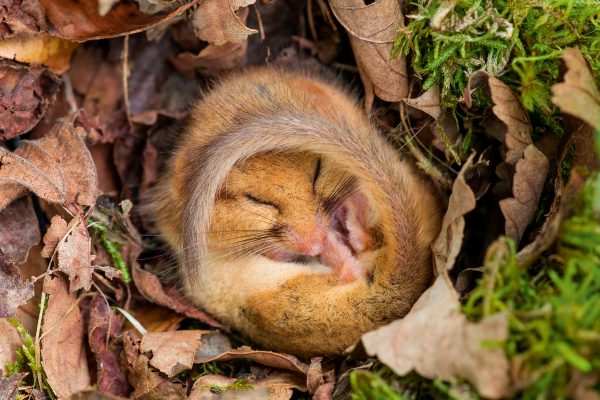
[88,222,132,283]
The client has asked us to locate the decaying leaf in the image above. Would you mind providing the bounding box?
[432,154,477,273]
[39,0,198,41]
[499,144,549,243]
[192,0,258,46]
[88,295,128,396]
[131,262,224,328]
[140,330,231,377]
[197,346,309,376]
[121,330,187,399]
[0,372,27,400]
[552,48,600,132]
[0,0,47,39]
[0,35,79,74]
[0,59,59,141]
[0,250,34,318]
[329,0,408,109]
[0,196,40,265]
[171,41,248,75]
[41,274,91,398]
[0,318,23,373]
[57,217,93,292]
[362,275,510,399]
[41,215,68,258]
[0,118,98,209]
[188,372,306,400]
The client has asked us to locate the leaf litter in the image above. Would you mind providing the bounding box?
[0,1,598,399]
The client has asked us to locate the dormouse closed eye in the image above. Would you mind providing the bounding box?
[312,158,322,194]
[244,193,281,213]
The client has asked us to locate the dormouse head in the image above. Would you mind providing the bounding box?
[209,152,356,262]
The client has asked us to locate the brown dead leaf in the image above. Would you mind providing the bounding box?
[0,250,34,318]
[140,330,231,377]
[306,357,334,398]
[41,274,91,398]
[432,154,477,273]
[552,48,600,131]
[0,59,59,141]
[330,0,408,109]
[0,318,23,374]
[41,215,68,258]
[362,274,510,399]
[403,85,442,119]
[0,0,47,39]
[131,263,224,328]
[499,144,549,243]
[39,0,199,41]
[192,1,258,46]
[121,330,187,400]
[189,372,306,400]
[88,295,128,396]
[0,196,40,265]
[56,217,93,292]
[0,118,98,209]
[71,390,128,400]
[0,35,79,74]
[0,372,26,399]
[171,42,248,76]
[197,346,309,376]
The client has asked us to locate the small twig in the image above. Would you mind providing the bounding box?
[253,3,266,41]
[121,34,134,131]
[307,0,318,41]
[62,73,78,113]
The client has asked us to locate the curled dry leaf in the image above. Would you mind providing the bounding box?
[88,295,128,396]
[41,274,91,398]
[0,373,27,400]
[131,262,224,328]
[432,154,477,273]
[39,0,199,41]
[0,35,79,74]
[551,48,600,132]
[0,250,34,318]
[192,0,258,46]
[329,0,408,109]
[171,41,248,75]
[197,346,309,376]
[0,0,47,39]
[0,59,59,141]
[0,118,98,209]
[189,372,306,400]
[362,275,510,399]
[41,215,68,258]
[121,330,187,399]
[140,330,232,377]
[0,196,40,265]
[499,144,549,243]
[0,318,23,373]
[56,216,93,292]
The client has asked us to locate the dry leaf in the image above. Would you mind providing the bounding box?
[432,154,477,273]
[0,35,79,74]
[189,372,306,400]
[403,85,442,119]
[552,48,600,131]
[362,275,510,399]
[0,318,23,374]
[0,373,26,399]
[0,59,59,141]
[0,0,46,39]
[121,330,187,400]
[197,346,309,376]
[39,0,198,40]
[88,295,128,396]
[192,0,258,46]
[499,144,549,243]
[131,263,224,328]
[171,42,248,75]
[72,390,127,400]
[41,215,68,258]
[41,274,91,398]
[0,196,40,265]
[0,118,98,209]
[140,330,231,377]
[0,250,34,318]
[56,217,93,292]
[329,0,408,109]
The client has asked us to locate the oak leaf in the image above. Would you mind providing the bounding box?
[56,217,93,292]
[41,215,68,259]
[192,0,258,46]
[362,275,510,399]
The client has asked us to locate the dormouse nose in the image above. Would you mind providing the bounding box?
[291,218,327,256]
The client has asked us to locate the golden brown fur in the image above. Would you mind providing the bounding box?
[149,66,442,358]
